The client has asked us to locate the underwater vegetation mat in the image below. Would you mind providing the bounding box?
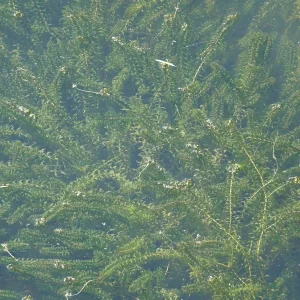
[0,0,299,299]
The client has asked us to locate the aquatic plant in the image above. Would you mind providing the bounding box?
[0,0,299,299]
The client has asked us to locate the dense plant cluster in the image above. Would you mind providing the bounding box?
[0,0,299,299]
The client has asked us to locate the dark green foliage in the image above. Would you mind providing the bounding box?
[0,0,299,299]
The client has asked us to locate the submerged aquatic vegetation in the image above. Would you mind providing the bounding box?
[0,0,299,299]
